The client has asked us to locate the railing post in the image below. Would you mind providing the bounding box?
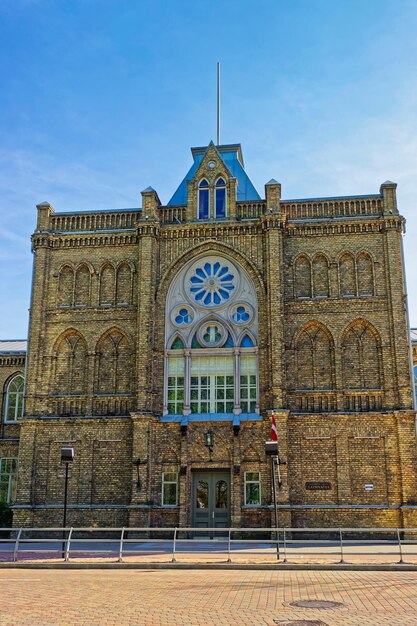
[397,528,404,564]
[118,527,125,563]
[65,527,73,562]
[339,528,344,564]
[171,527,177,563]
[13,528,23,563]
[227,528,231,563]
[283,528,287,563]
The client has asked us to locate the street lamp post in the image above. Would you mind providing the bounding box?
[265,440,281,560]
[60,447,74,558]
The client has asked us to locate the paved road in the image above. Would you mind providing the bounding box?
[1,569,417,625]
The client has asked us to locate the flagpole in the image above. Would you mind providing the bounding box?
[217,62,220,146]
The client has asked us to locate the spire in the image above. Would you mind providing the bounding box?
[217,62,221,146]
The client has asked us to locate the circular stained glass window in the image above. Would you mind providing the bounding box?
[197,321,227,348]
[171,305,194,328]
[229,302,254,326]
[188,260,236,307]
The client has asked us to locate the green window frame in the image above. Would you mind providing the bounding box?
[167,376,184,415]
[4,375,24,423]
[162,472,178,506]
[0,458,18,503]
[240,374,257,413]
[244,471,261,506]
[190,374,234,414]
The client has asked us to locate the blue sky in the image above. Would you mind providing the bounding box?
[1,0,417,336]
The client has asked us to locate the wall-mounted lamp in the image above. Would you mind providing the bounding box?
[204,431,214,452]
[180,465,187,476]
[180,423,188,437]
[233,424,240,437]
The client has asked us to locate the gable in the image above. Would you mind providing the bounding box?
[167,143,261,206]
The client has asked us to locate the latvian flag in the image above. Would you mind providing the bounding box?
[270,413,278,442]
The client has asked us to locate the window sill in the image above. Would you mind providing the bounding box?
[160,413,262,423]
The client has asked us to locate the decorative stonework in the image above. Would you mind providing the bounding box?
[186,259,237,307]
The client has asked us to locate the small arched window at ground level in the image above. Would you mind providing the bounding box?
[198,179,210,220]
[4,375,24,423]
[215,178,226,218]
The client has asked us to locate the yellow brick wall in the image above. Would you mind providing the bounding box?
[9,169,417,530]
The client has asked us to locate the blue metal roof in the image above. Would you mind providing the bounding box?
[167,143,261,206]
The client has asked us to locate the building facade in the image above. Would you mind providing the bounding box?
[2,141,417,530]
[412,330,417,403]
[0,341,26,505]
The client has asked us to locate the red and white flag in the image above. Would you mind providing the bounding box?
[270,413,278,442]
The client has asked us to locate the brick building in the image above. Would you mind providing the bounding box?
[1,141,417,530]
[411,329,417,404]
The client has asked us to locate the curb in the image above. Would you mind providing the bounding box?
[1,562,417,571]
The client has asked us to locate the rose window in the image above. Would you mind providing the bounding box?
[189,261,235,307]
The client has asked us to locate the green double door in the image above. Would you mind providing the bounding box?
[192,471,230,536]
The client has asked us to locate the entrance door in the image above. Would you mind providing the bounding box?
[192,472,230,535]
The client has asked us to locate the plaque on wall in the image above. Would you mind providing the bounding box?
[305,481,332,491]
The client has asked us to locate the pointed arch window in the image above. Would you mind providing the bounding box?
[164,256,259,417]
[215,178,227,218]
[4,374,24,423]
[198,179,210,220]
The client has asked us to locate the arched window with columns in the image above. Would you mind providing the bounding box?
[294,323,335,390]
[164,255,258,416]
[197,179,210,220]
[215,177,227,218]
[51,330,88,396]
[341,320,382,389]
[3,374,24,422]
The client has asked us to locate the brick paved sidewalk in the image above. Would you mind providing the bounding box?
[1,569,417,625]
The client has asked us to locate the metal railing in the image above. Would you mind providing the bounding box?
[1,527,417,564]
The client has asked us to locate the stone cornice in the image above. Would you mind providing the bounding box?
[32,232,139,250]
[285,216,404,237]
[160,220,264,239]
[31,214,404,249]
